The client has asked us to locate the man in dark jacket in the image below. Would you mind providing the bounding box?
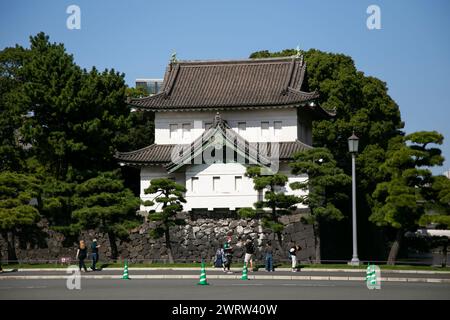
[223,241,233,274]
[244,237,255,271]
[90,239,101,271]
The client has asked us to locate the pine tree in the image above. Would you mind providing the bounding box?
[17,33,130,181]
[144,178,186,264]
[250,48,404,259]
[0,171,40,261]
[370,131,445,264]
[238,166,300,247]
[70,171,141,259]
[0,45,30,172]
[290,148,351,263]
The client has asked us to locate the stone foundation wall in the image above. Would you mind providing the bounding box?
[0,212,316,265]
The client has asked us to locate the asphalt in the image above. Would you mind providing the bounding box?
[1,269,450,282]
[0,279,449,300]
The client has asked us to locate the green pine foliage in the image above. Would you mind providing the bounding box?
[290,147,351,262]
[371,132,444,229]
[0,46,31,172]
[0,171,40,260]
[144,178,187,263]
[290,148,351,221]
[0,33,151,257]
[250,48,447,262]
[238,166,301,245]
[370,131,445,263]
[419,175,450,228]
[70,171,141,259]
[13,32,130,181]
[0,171,40,231]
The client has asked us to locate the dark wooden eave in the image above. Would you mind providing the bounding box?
[115,140,311,167]
[115,113,312,167]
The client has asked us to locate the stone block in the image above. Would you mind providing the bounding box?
[229,220,238,229]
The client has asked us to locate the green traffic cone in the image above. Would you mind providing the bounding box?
[122,259,130,280]
[197,260,209,285]
[241,263,249,280]
[366,263,377,287]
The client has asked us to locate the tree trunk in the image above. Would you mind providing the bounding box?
[164,226,174,264]
[275,231,284,257]
[272,207,284,253]
[387,228,403,265]
[442,238,448,268]
[4,231,18,262]
[107,231,118,261]
[313,221,321,264]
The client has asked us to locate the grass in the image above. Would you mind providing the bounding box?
[296,263,450,271]
[2,262,450,271]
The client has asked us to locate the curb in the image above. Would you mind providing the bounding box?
[1,274,450,283]
[300,268,450,274]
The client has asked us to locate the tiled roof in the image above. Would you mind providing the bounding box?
[128,57,326,112]
[115,140,311,166]
[115,144,175,164]
[116,113,311,167]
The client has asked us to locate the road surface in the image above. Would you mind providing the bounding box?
[0,278,449,300]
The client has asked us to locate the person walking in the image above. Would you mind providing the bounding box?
[289,243,302,272]
[264,241,274,272]
[214,246,224,268]
[76,240,88,272]
[223,241,233,274]
[244,237,255,271]
[90,239,101,271]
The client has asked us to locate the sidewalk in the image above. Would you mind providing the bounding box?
[1,268,450,283]
[3,267,450,274]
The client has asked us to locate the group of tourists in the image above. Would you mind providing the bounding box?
[214,236,302,272]
[1,237,302,273]
[76,238,101,272]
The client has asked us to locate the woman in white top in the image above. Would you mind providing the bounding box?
[289,244,302,272]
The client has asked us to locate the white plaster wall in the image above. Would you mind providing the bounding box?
[279,163,309,209]
[139,166,183,212]
[140,163,309,212]
[184,162,258,211]
[154,108,299,144]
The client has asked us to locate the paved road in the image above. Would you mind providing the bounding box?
[0,279,449,300]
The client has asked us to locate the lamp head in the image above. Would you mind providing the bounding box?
[348,132,359,153]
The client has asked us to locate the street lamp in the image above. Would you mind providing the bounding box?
[348,132,360,266]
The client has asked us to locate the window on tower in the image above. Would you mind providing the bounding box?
[238,122,246,135]
[169,124,178,139]
[182,123,191,139]
[274,121,282,136]
[261,121,270,137]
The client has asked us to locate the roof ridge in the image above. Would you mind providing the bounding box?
[294,139,313,149]
[115,143,175,156]
[287,87,319,98]
[174,56,301,66]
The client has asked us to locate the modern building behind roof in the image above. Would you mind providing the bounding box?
[135,78,164,95]
[444,170,450,179]
[118,56,334,213]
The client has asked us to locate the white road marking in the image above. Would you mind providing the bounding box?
[0,286,47,289]
[282,283,336,287]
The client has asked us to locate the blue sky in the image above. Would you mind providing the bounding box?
[1,0,449,174]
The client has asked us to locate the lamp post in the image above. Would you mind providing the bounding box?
[348,132,360,266]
